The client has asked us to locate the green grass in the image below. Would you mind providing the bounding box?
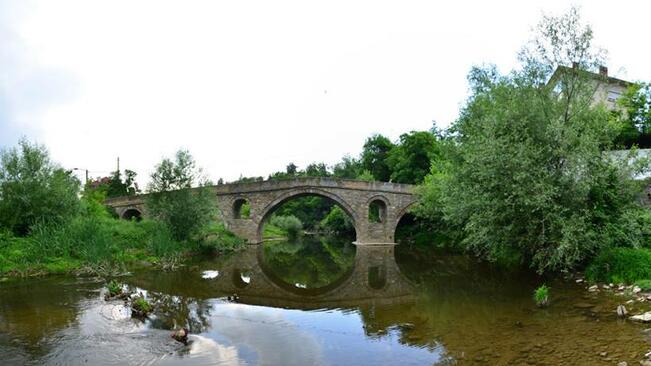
[585,247,651,284]
[0,216,245,277]
[533,284,549,307]
[132,296,152,314]
[107,280,122,296]
[634,279,651,291]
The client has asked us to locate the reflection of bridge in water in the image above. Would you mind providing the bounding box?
[130,244,416,310]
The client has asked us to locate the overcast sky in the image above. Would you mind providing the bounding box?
[1,1,650,186]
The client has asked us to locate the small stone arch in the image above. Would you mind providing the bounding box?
[232,197,251,219]
[392,201,418,241]
[121,208,143,221]
[367,195,389,223]
[256,188,359,242]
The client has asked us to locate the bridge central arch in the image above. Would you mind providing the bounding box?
[255,188,359,243]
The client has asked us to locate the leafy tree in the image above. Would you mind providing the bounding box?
[614,82,651,148]
[106,169,140,198]
[304,162,330,177]
[386,131,440,184]
[332,155,362,179]
[146,150,214,241]
[0,139,80,236]
[320,205,354,235]
[425,8,647,272]
[361,134,394,181]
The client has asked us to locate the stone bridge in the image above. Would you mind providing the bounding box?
[105,178,417,245]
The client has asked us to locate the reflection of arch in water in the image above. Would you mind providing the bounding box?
[253,243,415,305]
[256,245,356,297]
[256,190,359,242]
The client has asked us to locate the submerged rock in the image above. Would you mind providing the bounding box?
[629,312,651,323]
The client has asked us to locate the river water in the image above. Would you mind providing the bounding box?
[1,237,650,365]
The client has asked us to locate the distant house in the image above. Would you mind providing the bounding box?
[548,64,634,112]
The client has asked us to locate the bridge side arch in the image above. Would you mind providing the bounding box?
[255,188,359,242]
[391,200,418,241]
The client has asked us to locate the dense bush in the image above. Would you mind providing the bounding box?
[585,248,651,283]
[269,215,303,239]
[0,139,80,236]
[319,206,354,235]
[146,150,215,241]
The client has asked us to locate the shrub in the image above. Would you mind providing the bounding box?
[194,222,246,254]
[319,206,354,235]
[585,248,651,283]
[0,139,80,236]
[146,150,214,241]
[269,215,303,239]
[131,295,152,316]
[107,280,122,296]
[533,284,550,307]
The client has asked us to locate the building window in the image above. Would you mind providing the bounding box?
[607,90,622,102]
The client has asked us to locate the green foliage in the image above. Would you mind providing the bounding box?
[132,295,152,314]
[533,284,550,307]
[386,131,440,184]
[332,155,362,179]
[361,134,395,182]
[320,206,354,235]
[106,169,139,198]
[107,280,122,296]
[146,150,214,241]
[634,279,651,291]
[614,83,651,148]
[356,169,375,182]
[194,222,245,254]
[585,248,651,284]
[269,215,303,239]
[273,195,334,230]
[419,8,647,273]
[0,139,80,236]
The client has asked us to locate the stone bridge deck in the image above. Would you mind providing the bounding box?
[105,177,418,245]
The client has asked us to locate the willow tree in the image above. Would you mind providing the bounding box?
[422,8,649,272]
[146,150,214,241]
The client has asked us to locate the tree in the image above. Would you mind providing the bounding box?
[386,131,439,184]
[615,82,651,148]
[146,150,214,241]
[332,155,362,179]
[105,169,140,198]
[361,134,394,181]
[426,7,646,272]
[304,162,330,177]
[0,139,80,236]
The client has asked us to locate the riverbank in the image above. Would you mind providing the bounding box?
[0,217,245,277]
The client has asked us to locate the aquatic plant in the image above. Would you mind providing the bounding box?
[107,280,122,296]
[131,295,152,317]
[533,284,549,307]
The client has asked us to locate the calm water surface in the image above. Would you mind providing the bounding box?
[1,237,650,365]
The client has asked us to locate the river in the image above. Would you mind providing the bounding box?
[1,236,649,365]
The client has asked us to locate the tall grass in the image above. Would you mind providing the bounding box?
[585,247,651,283]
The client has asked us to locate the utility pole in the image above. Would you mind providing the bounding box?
[117,157,120,174]
[73,168,89,185]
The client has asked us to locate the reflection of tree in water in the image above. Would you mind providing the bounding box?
[140,291,213,334]
[262,236,355,289]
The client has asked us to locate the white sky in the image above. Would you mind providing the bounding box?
[1,0,650,186]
